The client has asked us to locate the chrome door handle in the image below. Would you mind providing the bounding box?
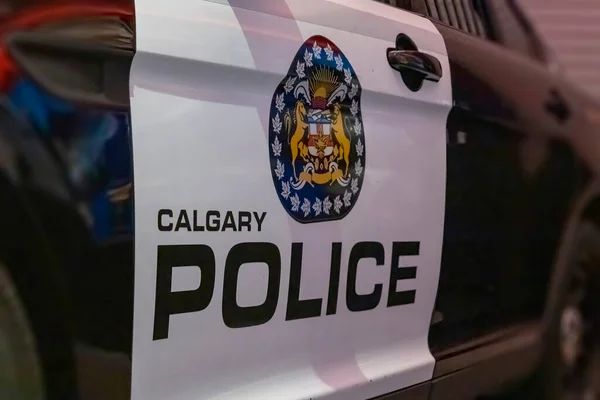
[387,49,443,82]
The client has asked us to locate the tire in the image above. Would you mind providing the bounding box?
[0,260,45,400]
[536,220,600,400]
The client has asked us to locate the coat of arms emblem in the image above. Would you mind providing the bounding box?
[268,35,366,223]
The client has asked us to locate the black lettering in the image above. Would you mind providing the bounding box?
[254,211,267,232]
[175,210,192,231]
[222,243,281,328]
[346,242,384,312]
[221,211,237,231]
[153,245,216,340]
[238,212,252,231]
[158,209,173,231]
[326,243,342,315]
[387,242,418,307]
[206,210,220,231]
[193,210,205,231]
[286,243,323,321]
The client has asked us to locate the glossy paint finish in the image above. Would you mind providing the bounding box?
[0,1,134,399]
[423,13,600,400]
[0,1,598,400]
[130,1,450,399]
[430,22,599,353]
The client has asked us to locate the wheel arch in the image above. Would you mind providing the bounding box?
[543,179,600,332]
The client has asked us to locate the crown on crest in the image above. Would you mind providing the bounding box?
[309,67,340,110]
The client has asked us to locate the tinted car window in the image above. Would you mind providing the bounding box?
[374,0,486,38]
[423,0,488,38]
[374,0,428,14]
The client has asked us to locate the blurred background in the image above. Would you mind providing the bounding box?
[516,0,600,99]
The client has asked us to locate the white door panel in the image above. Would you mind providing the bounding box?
[130,1,452,399]
[134,0,256,67]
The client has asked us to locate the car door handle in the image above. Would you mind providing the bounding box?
[387,50,443,82]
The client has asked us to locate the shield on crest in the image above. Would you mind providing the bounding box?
[307,111,334,159]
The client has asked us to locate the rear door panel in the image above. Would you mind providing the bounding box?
[130,1,451,399]
[430,22,580,352]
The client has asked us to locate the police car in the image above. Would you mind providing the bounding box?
[0,0,599,399]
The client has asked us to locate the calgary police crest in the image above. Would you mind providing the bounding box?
[268,35,366,223]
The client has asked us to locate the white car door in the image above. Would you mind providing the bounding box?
[130,1,452,399]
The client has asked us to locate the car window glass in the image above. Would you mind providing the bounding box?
[426,0,488,38]
[374,0,427,14]
[377,0,489,38]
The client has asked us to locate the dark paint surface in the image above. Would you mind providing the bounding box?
[0,1,599,400]
[0,2,134,399]
[430,23,591,353]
